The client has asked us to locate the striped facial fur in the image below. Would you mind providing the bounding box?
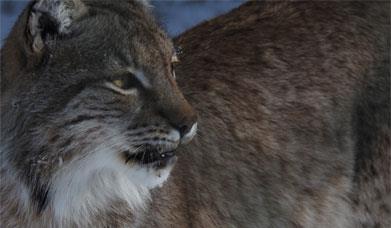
[0,0,196,226]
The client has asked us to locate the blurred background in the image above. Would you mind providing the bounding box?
[1,0,245,45]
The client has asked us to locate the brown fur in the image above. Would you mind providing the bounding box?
[141,1,390,227]
[1,1,389,227]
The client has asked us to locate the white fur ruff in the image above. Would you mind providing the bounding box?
[48,123,175,226]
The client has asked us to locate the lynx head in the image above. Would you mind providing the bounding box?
[0,0,197,225]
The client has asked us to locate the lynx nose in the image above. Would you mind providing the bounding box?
[171,112,197,140]
[160,103,197,144]
[178,118,197,137]
[180,122,198,144]
[156,86,198,144]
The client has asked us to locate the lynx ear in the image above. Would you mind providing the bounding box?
[28,0,86,52]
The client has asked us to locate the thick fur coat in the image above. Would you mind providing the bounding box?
[1,1,389,227]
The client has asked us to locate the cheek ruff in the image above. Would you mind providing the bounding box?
[49,126,180,225]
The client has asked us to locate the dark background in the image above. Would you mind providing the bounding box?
[1,0,245,45]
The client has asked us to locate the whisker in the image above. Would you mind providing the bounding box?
[125,145,144,164]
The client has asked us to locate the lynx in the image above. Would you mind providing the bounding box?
[1,1,390,228]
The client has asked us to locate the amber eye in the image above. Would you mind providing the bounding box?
[106,73,142,95]
[112,79,125,88]
[111,74,140,90]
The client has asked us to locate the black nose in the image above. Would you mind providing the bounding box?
[174,113,197,137]
[156,92,198,138]
[160,107,197,138]
[179,123,192,137]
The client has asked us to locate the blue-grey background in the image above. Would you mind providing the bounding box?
[1,0,245,45]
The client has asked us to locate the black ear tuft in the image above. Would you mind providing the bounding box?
[28,0,87,52]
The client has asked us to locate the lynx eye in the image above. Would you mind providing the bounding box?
[112,75,139,90]
[112,79,124,88]
[106,73,141,95]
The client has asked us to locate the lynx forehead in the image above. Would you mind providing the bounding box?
[0,0,197,227]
